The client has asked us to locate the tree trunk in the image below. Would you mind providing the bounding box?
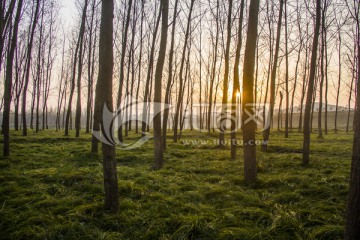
[335,25,341,133]
[22,0,41,136]
[65,0,88,136]
[345,0,360,235]
[116,0,133,142]
[2,0,23,156]
[173,0,195,142]
[75,0,89,138]
[153,0,168,170]
[95,0,118,211]
[86,0,96,134]
[230,0,245,159]
[242,0,260,183]
[219,0,233,147]
[141,3,162,136]
[284,0,289,138]
[162,0,179,149]
[278,92,283,131]
[262,0,284,152]
[302,0,321,166]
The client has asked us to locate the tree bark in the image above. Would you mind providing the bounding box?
[116,0,133,142]
[262,0,284,152]
[153,0,169,170]
[302,0,322,166]
[219,0,233,147]
[162,0,179,149]
[345,0,360,236]
[173,0,195,142]
[22,0,41,136]
[2,0,23,156]
[96,0,118,211]
[242,0,260,183]
[230,0,245,159]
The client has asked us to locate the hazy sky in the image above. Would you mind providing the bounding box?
[58,0,76,27]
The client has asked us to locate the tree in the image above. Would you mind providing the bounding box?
[153,0,169,170]
[207,0,220,134]
[22,0,41,136]
[262,0,284,152]
[230,0,245,159]
[141,3,162,137]
[284,0,289,138]
[345,0,360,237]
[302,0,322,166]
[242,0,260,183]
[173,0,195,142]
[116,0,133,142]
[219,0,233,147]
[162,0,179,149]
[2,0,23,156]
[94,0,118,211]
[0,0,16,71]
[290,1,304,130]
[334,13,342,133]
[65,0,88,136]
[86,0,98,133]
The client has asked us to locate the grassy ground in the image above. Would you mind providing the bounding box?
[0,129,352,239]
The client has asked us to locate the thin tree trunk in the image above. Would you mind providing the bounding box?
[302,0,322,166]
[262,0,284,152]
[141,3,161,136]
[86,0,96,134]
[284,0,289,138]
[219,0,233,147]
[2,0,23,156]
[65,0,88,136]
[75,0,89,138]
[242,0,260,183]
[345,1,360,234]
[117,0,133,142]
[153,0,169,170]
[278,92,283,131]
[96,0,118,211]
[173,0,195,142]
[207,0,220,135]
[230,0,245,159]
[22,0,41,136]
[163,0,179,149]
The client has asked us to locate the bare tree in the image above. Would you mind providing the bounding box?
[141,2,162,137]
[302,0,322,166]
[65,0,88,136]
[163,0,179,149]
[94,0,118,211]
[219,0,233,147]
[173,0,195,142]
[2,0,23,156]
[242,0,260,183]
[22,0,41,136]
[207,0,220,134]
[230,0,245,159]
[153,0,169,170]
[284,0,289,138]
[345,0,360,237]
[116,0,133,142]
[262,0,284,152]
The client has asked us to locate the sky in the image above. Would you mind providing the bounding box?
[58,0,77,28]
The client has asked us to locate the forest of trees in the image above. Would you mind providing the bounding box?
[1,0,360,238]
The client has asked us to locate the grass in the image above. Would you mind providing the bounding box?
[0,129,352,239]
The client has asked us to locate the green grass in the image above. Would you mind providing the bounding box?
[0,129,352,239]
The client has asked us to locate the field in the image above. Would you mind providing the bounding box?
[0,130,352,239]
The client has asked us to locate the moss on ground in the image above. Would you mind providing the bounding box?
[0,130,351,239]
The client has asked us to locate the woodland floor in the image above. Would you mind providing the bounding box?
[0,129,352,239]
